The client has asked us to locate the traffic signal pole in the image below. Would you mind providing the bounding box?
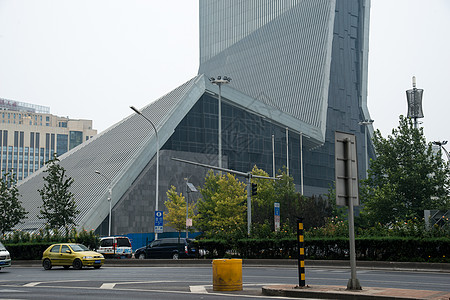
[172,157,279,236]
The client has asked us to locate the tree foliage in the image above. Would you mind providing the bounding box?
[38,156,79,233]
[0,172,27,234]
[361,116,450,224]
[164,185,196,236]
[196,170,247,237]
[250,166,276,225]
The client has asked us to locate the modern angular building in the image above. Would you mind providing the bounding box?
[15,0,373,240]
[0,98,97,181]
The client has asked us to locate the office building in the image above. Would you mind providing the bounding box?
[0,98,97,181]
[15,0,373,238]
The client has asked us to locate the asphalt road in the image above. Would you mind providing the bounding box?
[0,264,449,299]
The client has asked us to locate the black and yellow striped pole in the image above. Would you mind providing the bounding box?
[297,218,305,287]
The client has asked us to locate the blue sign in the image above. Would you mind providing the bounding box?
[155,211,163,233]
[274,202,280,232]
[274,202,280,216]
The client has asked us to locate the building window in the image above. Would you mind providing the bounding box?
[69,131,83,150]
[57,134,68,156]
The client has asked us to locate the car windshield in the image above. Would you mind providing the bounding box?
[69,244,89,252]
[0,242,6,251]
[117,238,131,247]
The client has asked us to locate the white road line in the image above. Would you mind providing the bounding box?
[23,282,42,287]
[100,283,116,289]
[189,285,207,293]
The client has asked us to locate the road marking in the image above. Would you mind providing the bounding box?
[24,282,42,287]
[100,283,116,289]
[190,285,207,293]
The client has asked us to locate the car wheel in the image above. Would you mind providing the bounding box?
[63,265,70,269]
[138,253,146,260]
[43,259,52,270]
[172,253,179,260]
[73,259,83,270]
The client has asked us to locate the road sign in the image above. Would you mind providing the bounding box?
[155,211,164,233]
[274,202,280,232]
[335,131,359,206]
[334,131,361,290]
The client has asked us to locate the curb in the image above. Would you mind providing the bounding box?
[262,284,450,300]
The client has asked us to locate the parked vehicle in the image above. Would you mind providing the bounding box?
[135,238,197,260]
[97,236,132,258]
[0,242,11,270]
[42,243,104,270]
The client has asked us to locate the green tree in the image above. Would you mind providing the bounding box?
[361,116,449,224]
[164,185,196,237]
[251,166,333,231]
[196,170,247,237]
[38,156,79,234]
[0,172,27,235]
[250,166,276,226]
[273,168,299,228]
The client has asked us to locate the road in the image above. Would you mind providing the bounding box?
[0,265,449,299]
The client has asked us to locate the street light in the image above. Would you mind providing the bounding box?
[184,179,197,238]
[209,76,231,170]
[130,105,160,240]
[358,119,374,179]
[432,140,450,161]
[95,170,112,236]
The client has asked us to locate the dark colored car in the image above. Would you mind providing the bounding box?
[135,238,197,260]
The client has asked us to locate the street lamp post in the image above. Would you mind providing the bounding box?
[358,119,374,179]
[130,106,160,240]
[209,76,231,170]
[95,170,112,236]
[184,179,197,238]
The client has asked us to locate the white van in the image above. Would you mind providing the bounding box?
[0,242,11,270]
[97,236,132,258]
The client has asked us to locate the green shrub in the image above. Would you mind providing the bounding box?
[1,228,101,260]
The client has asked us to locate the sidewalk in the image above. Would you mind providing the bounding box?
[262,284,450,300]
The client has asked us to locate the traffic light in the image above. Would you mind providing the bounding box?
[251,183,257,196]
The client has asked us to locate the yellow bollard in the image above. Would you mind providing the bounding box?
[212,259,243,291]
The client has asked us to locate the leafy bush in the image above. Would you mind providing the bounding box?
[196,236,449,262]
[1,227,101,260]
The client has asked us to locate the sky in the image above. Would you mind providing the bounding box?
[0,0,449,145]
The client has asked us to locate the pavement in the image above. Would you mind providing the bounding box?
[262,284,450,300]
[11,259,450,299]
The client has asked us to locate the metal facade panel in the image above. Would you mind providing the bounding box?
[15,76,205,232]
[199,0,336,139]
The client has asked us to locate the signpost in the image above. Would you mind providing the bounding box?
[335,131,361,290]
[155,211,164,234]
[274,202,280,232]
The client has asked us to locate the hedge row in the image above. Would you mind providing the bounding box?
[5,243,54,260]
[5,237,449,262]
[196,237,450,263]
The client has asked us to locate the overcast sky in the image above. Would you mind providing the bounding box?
[1,0,449,145]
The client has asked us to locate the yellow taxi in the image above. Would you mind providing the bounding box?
[42,243,104,270]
